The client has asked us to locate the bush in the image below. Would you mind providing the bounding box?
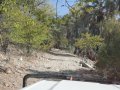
[96,19,120,81]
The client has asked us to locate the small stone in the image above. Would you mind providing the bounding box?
[5,68,12,74]
[46,67,51,69]
[17,70,22,74]
[12,83,16,86]
[4,83,9,87]
[56,69,60,72]
[20,57,23,61]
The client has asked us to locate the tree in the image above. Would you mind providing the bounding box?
[61,0,120,54]
[75,33,103,60]
[0,0,54,54]
[96,19,120,81]
[0,0,11,54]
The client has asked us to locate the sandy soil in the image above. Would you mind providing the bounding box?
[0,45,96,90]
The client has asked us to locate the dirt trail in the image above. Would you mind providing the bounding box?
[0,45,95,90]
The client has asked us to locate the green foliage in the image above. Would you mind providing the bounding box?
[51,26,68,49]
[60,37,68,47]
[96,19,120,80]
[75,33,103,49]
[96,19,120,70]
[0,0,54,53]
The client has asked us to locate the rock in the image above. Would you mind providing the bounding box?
[0,66,6,72]
[0,53,7,60]
[20,57,23,61]
[46,67,51,69]
[17,70,22,74]
[5,68,12,74]
[4,83,9,87]
[12,83,16,86]
[56,69,60,72]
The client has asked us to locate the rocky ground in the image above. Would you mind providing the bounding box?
[0,45,98,90]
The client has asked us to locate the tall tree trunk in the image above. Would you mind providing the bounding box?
[56,0,58,19]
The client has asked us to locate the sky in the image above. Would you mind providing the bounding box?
[50,0,76,16]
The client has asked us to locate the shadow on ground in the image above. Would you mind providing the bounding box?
[47,51,76,57]
[25,69,113,84]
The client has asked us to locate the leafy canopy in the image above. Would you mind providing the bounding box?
[0,0,54,52]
